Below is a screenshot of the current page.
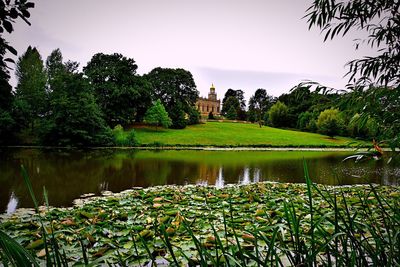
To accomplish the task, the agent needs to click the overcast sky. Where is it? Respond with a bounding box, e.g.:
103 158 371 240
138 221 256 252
8 0 375 100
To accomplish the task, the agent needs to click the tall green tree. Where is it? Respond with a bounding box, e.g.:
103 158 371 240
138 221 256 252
84 53 151 126
46 48 64 89
248 88 275 124
223 96 240 120
146 67 198 129
14 46 47 131
41 51 112 146
221 89 246 118
144 99 172 131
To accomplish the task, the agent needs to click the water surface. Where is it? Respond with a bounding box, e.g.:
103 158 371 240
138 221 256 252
1 148 399 213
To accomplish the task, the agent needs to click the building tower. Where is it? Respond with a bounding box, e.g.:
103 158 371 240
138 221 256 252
208 83 217 101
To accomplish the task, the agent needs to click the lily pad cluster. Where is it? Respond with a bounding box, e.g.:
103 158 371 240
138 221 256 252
1 182 399 266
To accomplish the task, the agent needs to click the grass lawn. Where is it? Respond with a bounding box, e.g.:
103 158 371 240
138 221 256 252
134 121 367 147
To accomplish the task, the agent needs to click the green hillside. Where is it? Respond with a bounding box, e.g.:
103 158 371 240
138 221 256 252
134 121 367 147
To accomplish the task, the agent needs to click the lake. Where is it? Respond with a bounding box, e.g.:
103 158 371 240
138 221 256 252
1 148 399 213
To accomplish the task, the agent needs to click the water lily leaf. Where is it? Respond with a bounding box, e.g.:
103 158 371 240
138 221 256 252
26 239 44 249
93 246 109 257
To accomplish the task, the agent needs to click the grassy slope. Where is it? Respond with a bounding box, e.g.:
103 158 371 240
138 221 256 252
134 121 366 147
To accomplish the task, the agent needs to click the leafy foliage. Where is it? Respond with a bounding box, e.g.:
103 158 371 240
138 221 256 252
0 0 34 144
146 67 198 115
224 96 240 120
144 99 172 131
317 108 344 138
0 0 35 79
305 0 400 86
15 46 47 131
187 106 201 125
41 54 113 146
268 101 289 128
221 89 246 120
112 124 139 146
248 88 275 123
169 101 187 129
84 53 151 126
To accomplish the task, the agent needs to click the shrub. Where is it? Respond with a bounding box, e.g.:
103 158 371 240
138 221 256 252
298 111 318 132
317 108 344 138
268 101 289 127
112 124 139 146
208 111 215 120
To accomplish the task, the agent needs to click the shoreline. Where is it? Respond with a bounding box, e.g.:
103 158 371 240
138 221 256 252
1 145 389 152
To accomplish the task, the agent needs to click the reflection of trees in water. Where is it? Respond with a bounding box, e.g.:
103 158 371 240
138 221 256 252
1 149 399 210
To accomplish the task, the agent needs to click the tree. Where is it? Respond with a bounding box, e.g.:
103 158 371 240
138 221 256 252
248 88 275 124
226 105 238 120
41 52 113 146
46 48 64 89
267 101 289 128
221 89 246 118
317 109 344 138
187 107 201 125
223 96 240 120
146 67 199 117
305 0 400 86
15 46 47 131
144 99 172 131
169 101 187 129
84 53 151 126
297 111 317 132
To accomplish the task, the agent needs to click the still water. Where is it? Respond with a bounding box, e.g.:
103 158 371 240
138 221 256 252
1 148 399 213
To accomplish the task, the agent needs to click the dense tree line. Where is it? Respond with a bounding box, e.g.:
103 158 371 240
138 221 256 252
220 83 397 141
0 47 200 146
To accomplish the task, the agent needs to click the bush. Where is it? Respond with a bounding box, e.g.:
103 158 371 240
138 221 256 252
112 124 139 146
208 111 215 120
298 111 318 132
317 109 344 138
267 101 289 127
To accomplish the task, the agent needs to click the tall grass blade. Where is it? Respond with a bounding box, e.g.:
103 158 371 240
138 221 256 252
303 160 316 266
0 230 39 267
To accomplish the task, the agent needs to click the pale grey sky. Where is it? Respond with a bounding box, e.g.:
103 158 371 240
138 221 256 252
8 0 375 100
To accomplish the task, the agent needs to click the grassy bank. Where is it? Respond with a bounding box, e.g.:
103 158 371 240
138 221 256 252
1 180 399 266
134 121 368 148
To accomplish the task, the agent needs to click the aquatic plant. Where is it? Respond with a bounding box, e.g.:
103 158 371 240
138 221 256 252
0 164 399 266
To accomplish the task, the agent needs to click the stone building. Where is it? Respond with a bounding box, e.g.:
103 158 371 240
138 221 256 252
196 84 221 116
